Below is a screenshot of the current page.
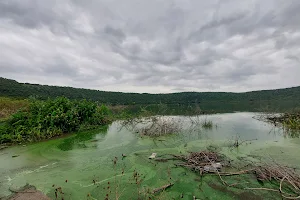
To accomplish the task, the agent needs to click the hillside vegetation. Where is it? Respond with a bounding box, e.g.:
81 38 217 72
1 77 300 112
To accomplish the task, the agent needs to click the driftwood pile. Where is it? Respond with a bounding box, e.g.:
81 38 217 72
156 150 300 199
250 163 300 199
254 163 300 185
171 151 224 174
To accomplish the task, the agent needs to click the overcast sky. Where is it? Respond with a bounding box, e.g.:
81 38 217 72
1 0 300 93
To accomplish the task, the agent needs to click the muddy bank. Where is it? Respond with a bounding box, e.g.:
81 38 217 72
2 185 50 200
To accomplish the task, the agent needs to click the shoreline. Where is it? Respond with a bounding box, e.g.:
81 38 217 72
4 184 50 200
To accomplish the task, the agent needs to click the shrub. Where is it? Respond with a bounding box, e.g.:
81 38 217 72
0 97 112 144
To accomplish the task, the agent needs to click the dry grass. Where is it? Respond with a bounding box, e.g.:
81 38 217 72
0 97 28 120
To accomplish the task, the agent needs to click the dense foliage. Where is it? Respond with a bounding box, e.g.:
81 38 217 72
0 97 111 144
1 77 300 104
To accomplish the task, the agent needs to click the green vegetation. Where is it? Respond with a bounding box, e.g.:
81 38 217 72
0 97 111 144
1 76 300 143
266 112 300 135
282 115 300 131
1 77 300 112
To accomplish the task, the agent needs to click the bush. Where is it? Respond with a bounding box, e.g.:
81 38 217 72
0 97 112 144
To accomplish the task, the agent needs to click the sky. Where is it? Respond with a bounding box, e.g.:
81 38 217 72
1 0 300 93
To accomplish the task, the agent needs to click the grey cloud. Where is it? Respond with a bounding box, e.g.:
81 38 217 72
0 0 67 28
42 56 78 77
285 55 300 62
188 12 248 43
0 0 300 93
103 26 125 42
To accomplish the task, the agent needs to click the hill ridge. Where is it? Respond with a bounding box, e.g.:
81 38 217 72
1 77 300 106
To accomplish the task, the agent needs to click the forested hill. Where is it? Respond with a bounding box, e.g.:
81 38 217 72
1 77 300 106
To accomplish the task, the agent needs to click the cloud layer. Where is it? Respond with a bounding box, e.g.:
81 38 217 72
1 0 300 93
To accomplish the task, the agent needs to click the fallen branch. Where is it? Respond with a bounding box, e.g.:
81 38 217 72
152 183 174 194
245 187 279 192
245 187 300 199
214 169 254 176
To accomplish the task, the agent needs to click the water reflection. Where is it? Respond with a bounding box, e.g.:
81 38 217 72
117 113 284 143
57 126 108 151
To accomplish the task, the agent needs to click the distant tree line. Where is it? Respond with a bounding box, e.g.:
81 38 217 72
1 77 300 112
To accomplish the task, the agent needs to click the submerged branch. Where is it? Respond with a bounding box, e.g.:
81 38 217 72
152 183 174 194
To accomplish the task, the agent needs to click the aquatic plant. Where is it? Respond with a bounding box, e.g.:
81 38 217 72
228 134 258 149
188 115 216 131
264 112 300 137
201 120 213 129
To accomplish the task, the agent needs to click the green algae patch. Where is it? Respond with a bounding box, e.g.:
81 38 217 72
57 126 109 151
1 113 300 199
250 141 300 167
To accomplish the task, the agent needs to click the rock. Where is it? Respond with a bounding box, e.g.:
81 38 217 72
149 153 157 159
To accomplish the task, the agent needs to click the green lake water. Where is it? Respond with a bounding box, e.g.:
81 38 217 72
1 112 300 200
